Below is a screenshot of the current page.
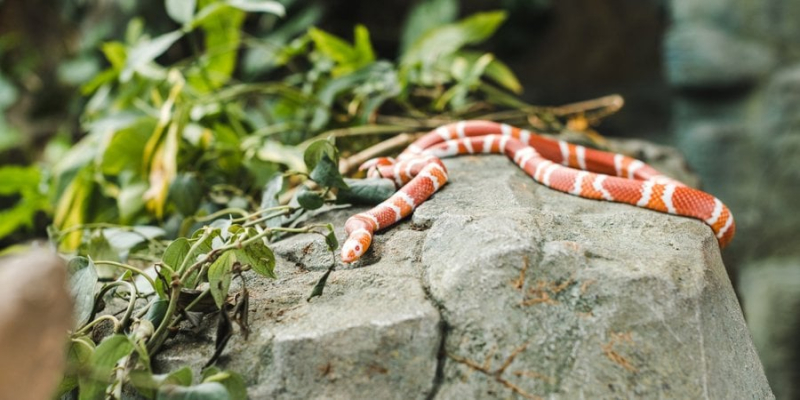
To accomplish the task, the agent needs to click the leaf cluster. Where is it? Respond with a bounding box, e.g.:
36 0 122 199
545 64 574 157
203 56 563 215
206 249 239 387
0 0 534 398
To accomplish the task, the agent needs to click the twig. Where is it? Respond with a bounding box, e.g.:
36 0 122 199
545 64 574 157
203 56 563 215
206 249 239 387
374 115 453 128
338 132 420 174
551 94 624 118
93 260 157 290
299 124 410 149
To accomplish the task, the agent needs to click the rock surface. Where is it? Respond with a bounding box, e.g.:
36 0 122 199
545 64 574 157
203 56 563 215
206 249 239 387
666 2 800 393
0 251 73 400
155 156 773 399
664 24 774 89
740 259 800 400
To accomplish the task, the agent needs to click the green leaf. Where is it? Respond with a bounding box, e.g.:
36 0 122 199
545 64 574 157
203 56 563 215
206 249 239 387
85 231 119 262
100 118 155 176
256 140 305 172
0 165 40 195
155 366 194 387
0 195 45 240
104 226 166 250
145 299 170 328
337 178 396 205
307 266 334 301
308 25 375 77
167 0 197 24
55 336 95 397
67 257 99 329
84 232 121 279
324 223 338 252
399 0 458 54
169 173 203 215
121 30 184 81
163 238 190 272
242 5 321 76
441 51 522 94
235 243 276 278
483 55 522 94
260 174 285 228
54 168 95 250
58 56 100 86
164 235 213 276
352 24 375 67
118 181 148 223
308 27 356 65
0 165 47 240
101 42 127 70
202 367 247 400
303 138 337 172
187 3 244 92
402 11 507 70
296 187 324 210
79 335 135 400
157 382 229 400
309 154 348 190
226 0 284 15
208 251 236 308
310 62 397 130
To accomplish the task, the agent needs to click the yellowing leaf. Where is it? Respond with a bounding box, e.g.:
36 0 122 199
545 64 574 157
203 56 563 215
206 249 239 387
144 122 179 219
54 169 94 250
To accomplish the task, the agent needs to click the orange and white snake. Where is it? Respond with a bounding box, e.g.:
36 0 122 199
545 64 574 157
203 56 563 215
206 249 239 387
341 120 735 263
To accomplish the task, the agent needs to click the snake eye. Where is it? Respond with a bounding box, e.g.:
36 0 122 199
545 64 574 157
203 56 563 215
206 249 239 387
355 245 361 252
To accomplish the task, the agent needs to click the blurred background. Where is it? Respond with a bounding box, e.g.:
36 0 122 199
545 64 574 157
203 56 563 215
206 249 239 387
0 0 798 397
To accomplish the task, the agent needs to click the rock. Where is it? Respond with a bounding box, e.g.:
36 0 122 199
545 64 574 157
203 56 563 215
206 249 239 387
740 259 800 400
669 0 737 25
664 24 774 89
154 155 773 399
0 251 73 400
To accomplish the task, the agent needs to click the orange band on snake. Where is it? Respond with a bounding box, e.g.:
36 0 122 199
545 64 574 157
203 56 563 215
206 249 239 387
341 121 734 263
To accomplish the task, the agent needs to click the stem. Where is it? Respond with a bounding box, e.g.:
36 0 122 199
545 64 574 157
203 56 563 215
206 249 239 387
147 286 180 354
242 209 293 227
75 315 121 336
121 285 138 333
298 124 409 149
87 281 137 332
178 229 212 275
183 288 210 314
93 261 157 290
135 297 157 319
191 207 250 223
338 132 419 174
231 205 294 223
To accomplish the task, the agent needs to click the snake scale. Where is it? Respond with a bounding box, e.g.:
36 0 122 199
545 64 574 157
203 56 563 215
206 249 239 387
340 120 735 263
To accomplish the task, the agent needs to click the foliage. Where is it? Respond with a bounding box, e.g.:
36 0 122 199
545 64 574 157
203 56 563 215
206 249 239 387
0 0 540 398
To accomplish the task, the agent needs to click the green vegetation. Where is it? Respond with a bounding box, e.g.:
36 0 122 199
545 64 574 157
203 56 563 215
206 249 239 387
0 0 581 398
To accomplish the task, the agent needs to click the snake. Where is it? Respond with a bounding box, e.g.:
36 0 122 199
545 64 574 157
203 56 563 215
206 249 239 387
340 120 735 263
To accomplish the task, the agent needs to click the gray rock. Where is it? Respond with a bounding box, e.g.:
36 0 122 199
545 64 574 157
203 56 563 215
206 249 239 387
740 259 800 400
669 0 739 28
664 24 775 89
155 155 772 399
0 251 73 400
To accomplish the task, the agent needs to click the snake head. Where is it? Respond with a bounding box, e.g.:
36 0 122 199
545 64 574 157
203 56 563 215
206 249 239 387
341 229 372 263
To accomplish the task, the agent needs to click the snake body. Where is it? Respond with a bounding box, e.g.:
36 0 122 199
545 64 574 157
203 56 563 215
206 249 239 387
340 120 735 263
